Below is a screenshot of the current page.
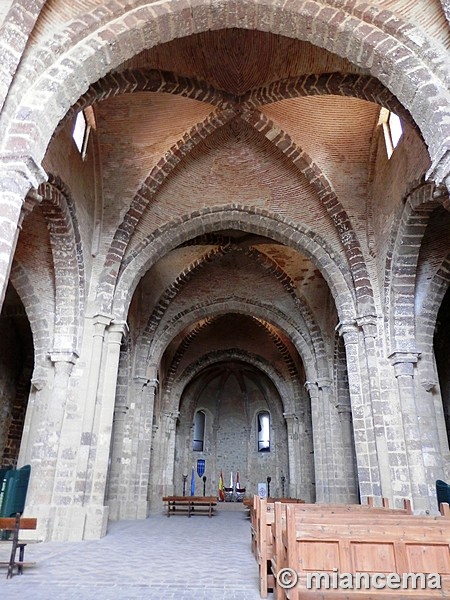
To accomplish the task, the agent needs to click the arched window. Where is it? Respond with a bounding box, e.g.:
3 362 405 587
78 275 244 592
257 411 270 452
193 410 206 452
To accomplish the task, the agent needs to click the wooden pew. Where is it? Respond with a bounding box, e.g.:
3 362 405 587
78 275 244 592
254 496 306 597
0 514 37 578
255 496 410 598
278 503 450 600
162 496 217 517
253 497 306 558
269 499 412 600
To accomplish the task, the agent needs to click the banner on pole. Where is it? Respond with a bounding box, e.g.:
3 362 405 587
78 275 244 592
197 459 205 478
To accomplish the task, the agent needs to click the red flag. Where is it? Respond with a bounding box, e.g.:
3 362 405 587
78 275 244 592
218 470 225 501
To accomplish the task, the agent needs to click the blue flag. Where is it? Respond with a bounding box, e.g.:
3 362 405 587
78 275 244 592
191 466 195 496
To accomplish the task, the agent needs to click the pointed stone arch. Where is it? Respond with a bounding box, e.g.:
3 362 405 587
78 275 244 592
385 182 440 354
2 0 450 182
146 296 326 386
9 260 51 381
38 175 85 355
133 243 329 380
112 206 357 325
167 348 298 416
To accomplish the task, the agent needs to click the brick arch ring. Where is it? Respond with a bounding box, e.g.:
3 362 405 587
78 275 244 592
162 315 302 398
133 245 329 380
2 0 450 184
385 183 440 355
63 69 415 135
38 175 85 355
165 348 303 417
110 205 357 325
9 260 52 379
146 296 329 387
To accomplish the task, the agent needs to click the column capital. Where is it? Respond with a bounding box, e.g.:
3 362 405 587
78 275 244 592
388 350 420 378
31 377 47 391
283 412 299 422
0 154 47 189
335 403 352 415
108 321 128 342
304 381 319 398
316 378 332 391
19 189 42 226
92 313 114 327
356 313 378 338
335 319 358 339
49 349 79 365
146 378 159 389
421 378 438 392
113 405 129 417
162 411 180 429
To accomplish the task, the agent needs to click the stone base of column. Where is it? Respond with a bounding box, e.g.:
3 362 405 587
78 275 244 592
25 504 88 542
108 499 149 520
84 505 109 540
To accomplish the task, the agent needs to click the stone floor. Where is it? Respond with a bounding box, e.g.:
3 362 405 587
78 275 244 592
1 505 269 599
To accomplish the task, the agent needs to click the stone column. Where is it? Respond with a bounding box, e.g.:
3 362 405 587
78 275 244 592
335 401 358 502
132 377 158 518
18 351 77 541
337 321 382 503
75 313 112 505
357 315 394 502
317 378 338 501
17 375 47 467
84 321 127 539
0 158 46 310
305 381 328 502
80 314 113 444
148 411 179 510
389 351 431 512
48 351 79 500
106 392 129 521
283 412 301 499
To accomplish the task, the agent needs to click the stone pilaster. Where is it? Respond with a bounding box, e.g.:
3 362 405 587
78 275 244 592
389 350 431 512
336 320 382 503
84 321 127 539
283 412 300 499
305 380 327 501
132 377 158 518
74 313 112 522
148 410 179 510
18 350 78 541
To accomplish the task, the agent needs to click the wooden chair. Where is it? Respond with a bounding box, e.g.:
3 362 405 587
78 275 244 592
0 513 38 578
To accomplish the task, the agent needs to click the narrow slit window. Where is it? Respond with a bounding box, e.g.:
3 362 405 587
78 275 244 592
72 111 90 158
258 411 270 452
382 110 403 159
193 410 206 452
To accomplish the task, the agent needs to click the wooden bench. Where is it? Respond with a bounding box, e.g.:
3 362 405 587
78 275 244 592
252 496 307 597
0 514 38 578
251 496 305 560
257 497 412 599
162 496 218 517
277 502 450 599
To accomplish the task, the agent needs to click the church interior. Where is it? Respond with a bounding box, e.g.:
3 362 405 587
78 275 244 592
0 0 449 543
